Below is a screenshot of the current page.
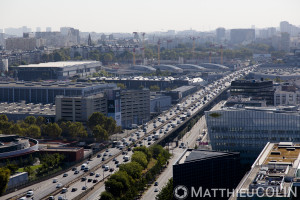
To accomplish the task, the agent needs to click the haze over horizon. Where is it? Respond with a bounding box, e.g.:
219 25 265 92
1 0 300 33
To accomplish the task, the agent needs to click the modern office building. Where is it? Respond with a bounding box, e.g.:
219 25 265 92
274 83 300 106
150 94 172 113
173 149 240 200
55 93 108 123
230 142 300 200
0 81 117 104
16 61 101 81
230 80 275 105
121 89 150 128
230 29 255 44
205 106 300 164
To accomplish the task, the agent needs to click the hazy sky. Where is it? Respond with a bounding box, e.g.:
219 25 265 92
1 0 300 33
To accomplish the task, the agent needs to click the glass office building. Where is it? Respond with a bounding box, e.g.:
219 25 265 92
205 106 300 164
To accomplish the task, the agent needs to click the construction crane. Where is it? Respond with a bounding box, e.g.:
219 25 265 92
209 43 215 64
132 47 136 66
157 39 161 65
189 37 197 59
141 32 146 60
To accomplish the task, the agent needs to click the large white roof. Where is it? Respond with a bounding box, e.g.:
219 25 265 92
18 61 100 68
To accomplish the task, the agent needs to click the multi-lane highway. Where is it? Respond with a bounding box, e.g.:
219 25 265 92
5 65 257 200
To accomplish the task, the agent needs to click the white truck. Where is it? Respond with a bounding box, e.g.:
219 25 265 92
124 156 130 162
81 163 87 170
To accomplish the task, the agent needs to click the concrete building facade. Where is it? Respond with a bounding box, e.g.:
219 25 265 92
121 89 150 128
55 93 107 123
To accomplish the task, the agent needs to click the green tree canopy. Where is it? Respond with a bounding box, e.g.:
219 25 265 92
131 151 148 169
0 168 10 195
119 161 143 179
25 125 41 138
88 112 106 130
43 123 62 138
156 178 173 200
100 191 114 200
24 116 36 125
69 122 87 138
92 125 108 141
105 171 133 197
0 114 8 122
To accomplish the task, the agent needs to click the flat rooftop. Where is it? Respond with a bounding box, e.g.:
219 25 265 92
41 147 83 152
176 149 238 165
0 81 116 89
233 142 300 199
17 61 100 68
0 101 55 116
171 85 195 92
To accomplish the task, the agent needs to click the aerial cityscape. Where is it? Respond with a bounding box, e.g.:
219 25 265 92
1 0 300 200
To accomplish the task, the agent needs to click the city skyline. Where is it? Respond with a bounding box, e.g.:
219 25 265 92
1 0 300 33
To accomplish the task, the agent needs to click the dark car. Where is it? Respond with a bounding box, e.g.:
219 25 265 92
74 170 79 174
97 154 101 158
154 182 158 186
93 179 98 183
102 157 106 161
102 164 106 168
88 179 92 182
81 177 86 181
71 187 78 192
109 168 114 172
90 172 95 176
115 160 119 164
72 167 77 171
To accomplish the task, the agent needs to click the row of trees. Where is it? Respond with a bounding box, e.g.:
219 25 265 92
0 112 120 141
101 145 171 200
36 153 65 176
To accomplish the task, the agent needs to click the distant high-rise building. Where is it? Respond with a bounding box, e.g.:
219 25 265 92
280 21 291 34
267 27 276 37
230 29 255 44
0 33 4 47
60 27 80 45
108 34 114 40
216 27 225 42
46 27 51 32
36 27 41 32
280 32 290 52
101 34 106 40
